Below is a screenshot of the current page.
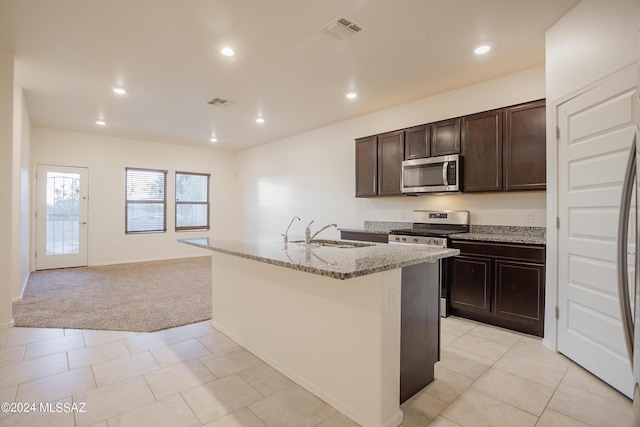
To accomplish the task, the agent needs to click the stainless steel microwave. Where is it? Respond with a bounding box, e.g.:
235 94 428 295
401 154 462 194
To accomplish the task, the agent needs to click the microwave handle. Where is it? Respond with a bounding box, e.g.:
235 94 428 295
442 161 449 186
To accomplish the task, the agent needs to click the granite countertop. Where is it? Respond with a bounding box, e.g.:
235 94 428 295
450 225 546 245
340 221 546 245
179 236 458 280
338 220 412 235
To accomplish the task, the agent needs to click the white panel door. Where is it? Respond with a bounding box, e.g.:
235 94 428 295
557 65 639 398
36 165 89 270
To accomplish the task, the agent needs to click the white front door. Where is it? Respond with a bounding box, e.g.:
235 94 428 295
557 65 638 398
36 165 89 270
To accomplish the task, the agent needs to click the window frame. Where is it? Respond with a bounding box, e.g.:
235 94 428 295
125 167 168 234
175 171 211 232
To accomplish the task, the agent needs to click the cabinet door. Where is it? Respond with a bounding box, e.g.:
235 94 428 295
504 100 546 191
495 260 545 328
355 136 377 197
449 255 492 314
404 124 430 160
431 118 461 156
377 130 404 195
461 109 504 192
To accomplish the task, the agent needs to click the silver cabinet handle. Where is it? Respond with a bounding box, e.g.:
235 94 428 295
616 134 636 366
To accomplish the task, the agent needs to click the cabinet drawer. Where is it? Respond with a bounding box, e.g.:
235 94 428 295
450 241 545 263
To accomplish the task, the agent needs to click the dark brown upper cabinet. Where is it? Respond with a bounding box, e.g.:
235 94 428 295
355 135 378 197
404 124 431 160
461 109 504 192
355 99 545 197
504 100 546 191
355 131 404 197
377 130 405 195
462 99 546 193
431 118 461 156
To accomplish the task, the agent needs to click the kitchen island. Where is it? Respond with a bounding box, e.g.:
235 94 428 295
179 236 458 427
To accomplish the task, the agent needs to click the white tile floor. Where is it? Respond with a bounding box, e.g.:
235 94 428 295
0 316 633 427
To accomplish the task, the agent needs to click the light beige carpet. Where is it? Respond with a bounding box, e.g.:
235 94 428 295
12 256 212 332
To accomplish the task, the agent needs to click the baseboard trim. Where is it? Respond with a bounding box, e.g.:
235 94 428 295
90 254 210 268
0 319 15 329
13 272 30 303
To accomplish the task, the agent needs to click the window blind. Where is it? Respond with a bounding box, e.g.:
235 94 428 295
125 168 167 233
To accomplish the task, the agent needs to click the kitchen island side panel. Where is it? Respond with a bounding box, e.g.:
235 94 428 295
400 261 439 403
210 251 404 427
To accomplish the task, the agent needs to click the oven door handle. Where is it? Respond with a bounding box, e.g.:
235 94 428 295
442 161 449 186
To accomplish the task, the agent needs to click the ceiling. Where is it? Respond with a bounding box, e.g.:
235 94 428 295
0 0 580 152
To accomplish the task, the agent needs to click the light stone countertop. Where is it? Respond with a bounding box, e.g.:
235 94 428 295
339 222 547 245
451 225 546 245
178 236 459 280
451 232 546 245
339 220 412 235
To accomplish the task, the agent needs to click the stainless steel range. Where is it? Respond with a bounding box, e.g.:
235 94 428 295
388 210 470 316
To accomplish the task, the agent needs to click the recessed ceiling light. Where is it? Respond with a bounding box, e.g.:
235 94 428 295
346 92 358 99
96 119 106 126
210 137 218 143
112 87 126 95
474 45 491 55
256 117 265 124
221 47 235 57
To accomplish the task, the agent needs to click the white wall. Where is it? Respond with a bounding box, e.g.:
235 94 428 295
236 66 547 239
546 0 638 100
544 0 639 347
31 128 239 266
13 87 30 300
0 50 15 327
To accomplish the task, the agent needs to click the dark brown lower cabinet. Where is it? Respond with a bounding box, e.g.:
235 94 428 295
495 260 545 327
449 256 492 314
340 230 389 243
449 240 545 336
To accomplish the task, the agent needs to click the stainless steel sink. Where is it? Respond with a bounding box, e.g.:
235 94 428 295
292 239 375 248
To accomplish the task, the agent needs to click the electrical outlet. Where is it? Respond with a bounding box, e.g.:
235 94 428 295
524 210 534 223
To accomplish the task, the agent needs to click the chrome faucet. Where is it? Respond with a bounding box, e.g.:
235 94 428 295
282 216 301 243
305 221 338 244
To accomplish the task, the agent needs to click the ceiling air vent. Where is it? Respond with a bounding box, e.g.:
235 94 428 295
323 16 364 39
207 97 233 107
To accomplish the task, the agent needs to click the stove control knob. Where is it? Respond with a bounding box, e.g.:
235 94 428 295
401 237 407 242
413 237 418 243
